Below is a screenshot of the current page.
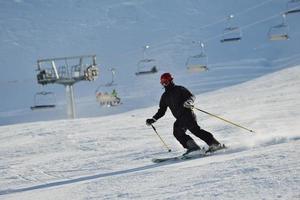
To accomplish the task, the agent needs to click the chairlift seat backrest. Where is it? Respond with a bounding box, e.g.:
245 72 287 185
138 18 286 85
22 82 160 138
224 27 239 32
187 65 208 73
269 34 289 41
31 104 56 110
221 37 242 43
139 58 156 63
31 91 56 110
192 53 206 58
285 8 300 14
286 0 300 14
268 22 289 41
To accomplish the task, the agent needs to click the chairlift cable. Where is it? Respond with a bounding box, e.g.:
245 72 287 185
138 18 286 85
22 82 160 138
198 0 276 31
203 6 298 43
233 0 275 18
148 0 278 50
118 0 295 59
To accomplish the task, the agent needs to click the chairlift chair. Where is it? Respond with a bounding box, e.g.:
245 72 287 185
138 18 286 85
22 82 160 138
185 42 209 73
268 14 289 41
220 27 242 42
220 15 242 43
135 45 158 75
136 58 158 75
94 68 120 107
94 68 117 94
186 54 209 72
285 0 300 14
30 91 56 110
96 90 121 107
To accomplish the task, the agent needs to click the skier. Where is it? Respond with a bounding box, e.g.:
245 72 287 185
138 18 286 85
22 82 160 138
111 89 121 105
146 72 223 155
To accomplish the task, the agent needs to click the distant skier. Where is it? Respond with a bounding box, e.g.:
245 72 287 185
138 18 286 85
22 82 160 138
146 72 223 155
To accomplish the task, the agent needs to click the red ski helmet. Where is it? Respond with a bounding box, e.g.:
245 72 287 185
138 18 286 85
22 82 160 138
160 73 173 86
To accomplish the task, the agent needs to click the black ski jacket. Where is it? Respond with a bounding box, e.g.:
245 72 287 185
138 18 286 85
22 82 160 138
153 84 195 121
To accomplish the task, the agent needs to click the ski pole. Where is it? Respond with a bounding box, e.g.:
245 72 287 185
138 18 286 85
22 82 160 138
192 106 255 133
150 124 172 152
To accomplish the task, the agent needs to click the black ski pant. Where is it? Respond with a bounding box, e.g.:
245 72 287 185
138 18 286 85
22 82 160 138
173 116 220 149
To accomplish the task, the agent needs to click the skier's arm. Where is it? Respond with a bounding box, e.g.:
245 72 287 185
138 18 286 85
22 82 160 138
146 94 167 126
182 87 195 109
183 95 195 108
152 95 167 121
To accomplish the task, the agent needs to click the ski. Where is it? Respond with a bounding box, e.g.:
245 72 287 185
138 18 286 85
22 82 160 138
152 150 206 163
152 144 227 163
152 153 205 163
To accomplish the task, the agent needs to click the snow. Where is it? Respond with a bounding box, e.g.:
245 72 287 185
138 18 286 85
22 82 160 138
0 65 299 199
1 0 300 125
1 0 300 199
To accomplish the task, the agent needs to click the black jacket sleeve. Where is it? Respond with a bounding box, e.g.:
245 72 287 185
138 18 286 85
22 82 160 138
181 86 195 103
152 93 167 120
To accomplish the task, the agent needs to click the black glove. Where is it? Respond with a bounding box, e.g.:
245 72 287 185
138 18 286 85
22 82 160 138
146 118 156 126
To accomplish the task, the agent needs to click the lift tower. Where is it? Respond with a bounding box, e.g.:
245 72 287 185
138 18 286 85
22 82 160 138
35 55 99 119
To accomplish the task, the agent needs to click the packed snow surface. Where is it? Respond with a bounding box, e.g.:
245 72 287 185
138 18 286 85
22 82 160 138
1 0 300 125
0 65 299 199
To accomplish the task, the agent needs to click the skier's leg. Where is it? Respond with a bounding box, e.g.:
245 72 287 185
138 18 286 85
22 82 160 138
188 123 220 146
173 120 199 149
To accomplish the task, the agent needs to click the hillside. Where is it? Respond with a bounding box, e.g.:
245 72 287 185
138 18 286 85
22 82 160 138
0 65 299 199
1 0 300 125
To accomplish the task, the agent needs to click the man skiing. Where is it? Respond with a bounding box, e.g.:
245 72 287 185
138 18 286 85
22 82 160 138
146 72 223 155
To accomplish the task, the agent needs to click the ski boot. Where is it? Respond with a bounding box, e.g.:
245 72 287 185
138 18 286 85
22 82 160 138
183 140 202 156
205 143 226 153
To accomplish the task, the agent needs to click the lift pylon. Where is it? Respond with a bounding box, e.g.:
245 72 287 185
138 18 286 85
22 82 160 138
34 55 99 119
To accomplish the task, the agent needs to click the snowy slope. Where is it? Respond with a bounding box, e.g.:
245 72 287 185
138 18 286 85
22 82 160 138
1 0 300 125
0 65 299 199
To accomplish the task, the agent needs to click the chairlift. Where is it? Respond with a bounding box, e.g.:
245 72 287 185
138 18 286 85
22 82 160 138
185 42 209 73
135 59 158 75
135 45 158 75
96 89 121 107
30 91 56 110
105 68 117 86
268 14 289 41
94 68 117 95
36 55 98 85
285 0 300 15
94 68 121 107
35 55 99 119
220 15 242 43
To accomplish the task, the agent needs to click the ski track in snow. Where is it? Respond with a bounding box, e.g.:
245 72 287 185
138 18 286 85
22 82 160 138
0 140 299 197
